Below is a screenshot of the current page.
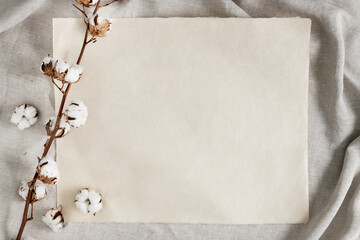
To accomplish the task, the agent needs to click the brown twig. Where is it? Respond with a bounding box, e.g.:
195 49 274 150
51 78 65 93
15 2 103 239
60 82 66 92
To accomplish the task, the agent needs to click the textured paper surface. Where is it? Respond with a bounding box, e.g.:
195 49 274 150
54 18 310 224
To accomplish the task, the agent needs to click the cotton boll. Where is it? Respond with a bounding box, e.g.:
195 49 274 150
37 156 59 185
89 14 111 37
64 65 82 83
42 206 65 232
40 56 73 82
65 100 88 128
53 59 70 81
75 188 103 215
10 104 38 130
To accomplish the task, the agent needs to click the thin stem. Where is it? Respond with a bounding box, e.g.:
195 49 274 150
52 78 64 93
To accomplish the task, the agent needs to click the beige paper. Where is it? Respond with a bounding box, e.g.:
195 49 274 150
54 18 311 224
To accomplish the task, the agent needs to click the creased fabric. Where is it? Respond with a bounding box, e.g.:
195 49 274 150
0 0 360 239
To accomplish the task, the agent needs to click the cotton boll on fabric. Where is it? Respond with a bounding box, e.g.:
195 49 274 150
10 104 38 130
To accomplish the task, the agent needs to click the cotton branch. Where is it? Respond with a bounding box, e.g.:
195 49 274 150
15 0 115 239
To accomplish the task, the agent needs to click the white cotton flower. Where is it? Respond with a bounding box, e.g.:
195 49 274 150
89 14 111 37
42 206 65 232
45 116 71 138
19 180 47 202
37 156 59 185
10 104 38 130
64 64 83 83
65 100 88 128
75 188 103 215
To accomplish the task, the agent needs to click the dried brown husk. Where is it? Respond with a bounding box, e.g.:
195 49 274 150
36 162 58 185
89 15 111 38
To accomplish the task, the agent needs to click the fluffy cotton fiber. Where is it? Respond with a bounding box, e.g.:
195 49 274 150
10 104 38 130
65 100 88 128
75 188 103 215
37 156 60 185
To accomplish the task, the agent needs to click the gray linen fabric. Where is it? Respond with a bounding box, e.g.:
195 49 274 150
1 0 360 239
